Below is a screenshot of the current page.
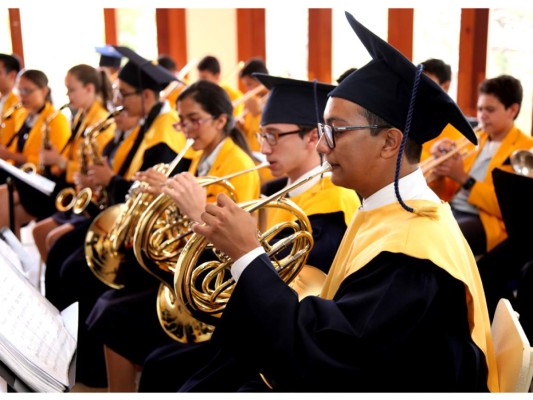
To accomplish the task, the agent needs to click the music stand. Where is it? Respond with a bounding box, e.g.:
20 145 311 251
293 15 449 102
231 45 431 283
492 168 533 247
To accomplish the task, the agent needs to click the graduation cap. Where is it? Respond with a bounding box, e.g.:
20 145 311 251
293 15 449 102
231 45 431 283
112 45 179 92
253 73 335 126
95 45 122 68
330 12 477 146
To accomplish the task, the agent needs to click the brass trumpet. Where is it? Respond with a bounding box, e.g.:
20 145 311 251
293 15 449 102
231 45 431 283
421 136 477 183
85 139 194 289
171 163 330 335
510 148 533 178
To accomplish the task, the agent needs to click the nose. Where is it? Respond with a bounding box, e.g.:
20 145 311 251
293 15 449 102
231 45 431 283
315 133 331 155
260 139 272 154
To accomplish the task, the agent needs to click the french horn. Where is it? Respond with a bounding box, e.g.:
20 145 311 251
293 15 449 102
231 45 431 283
172 163 331 330
85 139 194 289
133 162 269 342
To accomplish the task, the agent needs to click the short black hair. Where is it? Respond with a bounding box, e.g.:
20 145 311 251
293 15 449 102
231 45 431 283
420 58 451 84
158 55 177 72
197 55 220 74
0 53 21 74
479 75 523 119
239 58 268 78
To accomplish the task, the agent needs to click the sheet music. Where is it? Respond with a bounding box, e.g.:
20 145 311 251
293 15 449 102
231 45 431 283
0 159 55 196
0 253 76 392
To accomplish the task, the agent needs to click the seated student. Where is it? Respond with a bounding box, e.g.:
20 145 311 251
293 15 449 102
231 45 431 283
196 55 244 117
431 74 533 256
236 58 269 153
236 58 273 184
31 63 115 262
179 12 497 392
0 53 23 148
95 45 123 85
418 58 465 202
0 69 71 237
43 46 189 389
137 74 359 393
85 79 261 392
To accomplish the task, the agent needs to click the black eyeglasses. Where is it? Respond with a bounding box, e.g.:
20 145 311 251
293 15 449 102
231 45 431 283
115 90 141 100
256 129 302 146
317 123 389 149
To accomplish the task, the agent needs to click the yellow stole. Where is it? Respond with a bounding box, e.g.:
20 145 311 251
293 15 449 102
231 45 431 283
188 137 260 202
112 125 141 179
266 175 359 228
321 199 498 392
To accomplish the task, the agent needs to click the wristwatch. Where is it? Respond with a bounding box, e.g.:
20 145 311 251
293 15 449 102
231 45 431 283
462 176 476 191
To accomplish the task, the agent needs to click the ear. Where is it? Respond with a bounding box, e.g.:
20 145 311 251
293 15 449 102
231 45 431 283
380 128 403 160
305 128 319 149
508 103 520 120
215 113 228 130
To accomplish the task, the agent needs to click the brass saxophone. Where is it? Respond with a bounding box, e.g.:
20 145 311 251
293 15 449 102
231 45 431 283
20 103 70 174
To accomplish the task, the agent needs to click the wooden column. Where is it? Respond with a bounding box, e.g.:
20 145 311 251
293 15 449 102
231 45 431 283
457 9 489 117
308 9 332 83
103 9 118 45
387 9 413 60
155 9 188 71
236 9 266 92
8 9 24 68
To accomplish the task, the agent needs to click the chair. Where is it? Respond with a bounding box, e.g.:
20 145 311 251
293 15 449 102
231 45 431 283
491 298 533 392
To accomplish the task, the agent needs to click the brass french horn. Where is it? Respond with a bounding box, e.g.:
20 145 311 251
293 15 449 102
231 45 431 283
172 164 331 330
85 139 194 289
132 162 269 343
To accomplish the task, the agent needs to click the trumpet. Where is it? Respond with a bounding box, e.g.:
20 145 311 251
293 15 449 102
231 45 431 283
420 136 477 183
170 163 330 339
510 148 533 178
84 139 195 290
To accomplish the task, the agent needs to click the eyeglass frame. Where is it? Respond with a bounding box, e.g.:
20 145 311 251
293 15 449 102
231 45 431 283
115 89 141 101
317 122 390 149
255 129 306 146
173 116 214 132
18 87 39 96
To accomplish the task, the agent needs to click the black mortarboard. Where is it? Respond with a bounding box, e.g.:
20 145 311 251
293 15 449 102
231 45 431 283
253 73 335 126
330 12 477 146
112 46 179 92
95 45 122 68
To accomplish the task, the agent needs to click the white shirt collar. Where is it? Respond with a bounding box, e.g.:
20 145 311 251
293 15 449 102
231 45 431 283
197 137 226 177
361 167 440 211
286 164 327 197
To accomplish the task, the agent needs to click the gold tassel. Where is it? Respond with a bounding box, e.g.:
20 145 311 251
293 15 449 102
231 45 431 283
413 205 439 219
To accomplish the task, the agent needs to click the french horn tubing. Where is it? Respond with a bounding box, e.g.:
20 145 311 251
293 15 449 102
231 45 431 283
172 163 331 327
84 139 194 289
133 162 269 343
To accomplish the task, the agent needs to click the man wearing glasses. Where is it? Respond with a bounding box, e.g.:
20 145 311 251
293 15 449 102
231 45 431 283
182 13 497 392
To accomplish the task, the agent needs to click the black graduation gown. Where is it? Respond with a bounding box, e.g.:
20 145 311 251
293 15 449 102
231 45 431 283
180 251 489 392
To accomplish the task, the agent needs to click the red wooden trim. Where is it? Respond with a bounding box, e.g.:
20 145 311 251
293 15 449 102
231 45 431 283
236 9 266 92
103 8 118 45
8 9 24 68
387 9 413 60
156 9 188 71
457 9 489 117
308 9 332 83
